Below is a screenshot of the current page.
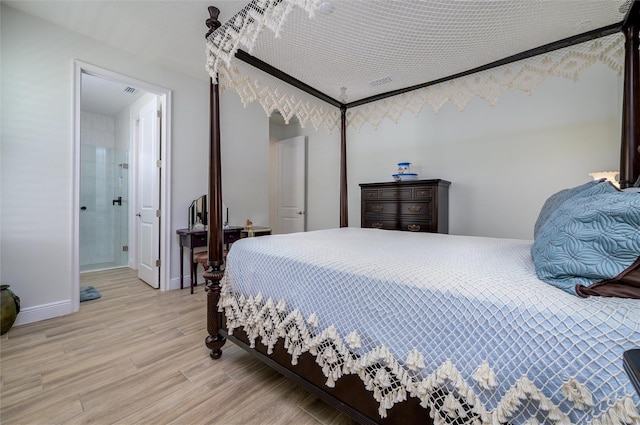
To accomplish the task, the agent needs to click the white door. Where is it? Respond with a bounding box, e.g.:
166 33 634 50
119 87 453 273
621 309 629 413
276 136 306 234
136 97 160 288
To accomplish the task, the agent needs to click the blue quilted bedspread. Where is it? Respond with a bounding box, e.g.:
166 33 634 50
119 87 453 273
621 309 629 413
221 228 640 424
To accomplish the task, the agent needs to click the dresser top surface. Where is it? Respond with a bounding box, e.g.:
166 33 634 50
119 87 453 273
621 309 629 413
359 179 450 188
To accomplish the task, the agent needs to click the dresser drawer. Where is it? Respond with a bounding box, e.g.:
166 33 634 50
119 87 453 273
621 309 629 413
363 201 433 217
413 187 433 199
225 231 242 244
362 189 379 200
363 218 433 232
363 202 395 214
363 218 400 231
378 188 412 200
191 233 207 247
399 219 434 232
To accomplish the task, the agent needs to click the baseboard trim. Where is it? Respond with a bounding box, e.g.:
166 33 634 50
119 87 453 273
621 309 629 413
168 276 183 291
169 273 206 291
13 300 74 326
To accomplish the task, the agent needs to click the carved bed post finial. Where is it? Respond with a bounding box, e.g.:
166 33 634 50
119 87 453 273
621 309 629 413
204 5 226 360
205 268 225 359
205 6 221 39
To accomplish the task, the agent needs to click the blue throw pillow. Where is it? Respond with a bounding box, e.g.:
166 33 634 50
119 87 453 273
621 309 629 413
533 180 601 239
531 182 640 297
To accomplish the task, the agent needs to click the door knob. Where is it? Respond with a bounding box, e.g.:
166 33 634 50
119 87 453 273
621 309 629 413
136 213 141 217
80 206 87 211
297 211 305 215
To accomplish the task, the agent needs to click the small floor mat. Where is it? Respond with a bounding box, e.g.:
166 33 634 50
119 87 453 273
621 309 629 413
80 286 102 302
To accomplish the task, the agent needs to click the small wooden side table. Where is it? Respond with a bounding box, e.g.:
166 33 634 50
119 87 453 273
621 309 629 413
176 226 243 292
241 227 272 238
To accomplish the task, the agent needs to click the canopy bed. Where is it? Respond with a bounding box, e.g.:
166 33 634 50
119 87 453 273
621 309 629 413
201 1 640 424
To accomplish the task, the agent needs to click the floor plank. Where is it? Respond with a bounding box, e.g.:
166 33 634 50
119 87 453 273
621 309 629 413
0 268 357 425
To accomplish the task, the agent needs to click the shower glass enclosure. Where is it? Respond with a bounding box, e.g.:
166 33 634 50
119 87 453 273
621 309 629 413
80 144 129 272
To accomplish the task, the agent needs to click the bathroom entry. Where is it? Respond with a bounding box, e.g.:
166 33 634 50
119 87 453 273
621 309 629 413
79 72 162 288
74 61 172 303
80 73 142 272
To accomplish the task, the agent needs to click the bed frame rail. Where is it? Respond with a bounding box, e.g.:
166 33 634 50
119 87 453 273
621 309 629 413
221 326 433 425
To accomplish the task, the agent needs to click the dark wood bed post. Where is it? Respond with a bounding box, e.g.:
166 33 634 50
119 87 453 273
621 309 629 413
620 2 640 189
340 106 348 227
203 6 226 360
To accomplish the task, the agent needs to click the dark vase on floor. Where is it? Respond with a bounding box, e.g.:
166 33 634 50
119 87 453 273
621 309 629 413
1 285 20 335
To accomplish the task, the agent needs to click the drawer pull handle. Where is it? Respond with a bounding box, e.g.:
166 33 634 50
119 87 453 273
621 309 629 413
372 205 383 212
408 205 421 212
407 224 421 232
372 222 383 229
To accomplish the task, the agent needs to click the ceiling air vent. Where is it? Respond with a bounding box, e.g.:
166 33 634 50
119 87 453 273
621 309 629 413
369 76 392 87
123 86 137 94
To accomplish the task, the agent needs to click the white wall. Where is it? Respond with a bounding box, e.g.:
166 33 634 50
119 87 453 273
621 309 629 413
346 65 622 239
220 92 270 228
0 5 217 324
262 63 621 240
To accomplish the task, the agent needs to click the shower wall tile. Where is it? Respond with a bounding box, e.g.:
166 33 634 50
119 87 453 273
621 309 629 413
81 111 115 148
79 114 126 270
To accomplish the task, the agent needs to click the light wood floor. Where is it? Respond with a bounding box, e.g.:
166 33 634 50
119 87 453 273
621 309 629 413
0 268 356 425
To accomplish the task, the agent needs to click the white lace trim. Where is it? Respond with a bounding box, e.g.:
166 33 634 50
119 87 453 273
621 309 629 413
346 33 623 131
220 283 640 423
206 0 321 84
218 61 341 132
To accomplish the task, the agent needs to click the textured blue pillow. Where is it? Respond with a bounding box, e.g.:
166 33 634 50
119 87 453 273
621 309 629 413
531 182 640 296
533 180 601 238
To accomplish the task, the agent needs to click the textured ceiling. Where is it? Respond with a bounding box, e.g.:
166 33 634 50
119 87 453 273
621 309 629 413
208 0 631 104
4 0 248 81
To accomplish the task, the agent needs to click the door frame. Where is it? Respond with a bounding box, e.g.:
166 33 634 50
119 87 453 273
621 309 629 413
72 60 172 311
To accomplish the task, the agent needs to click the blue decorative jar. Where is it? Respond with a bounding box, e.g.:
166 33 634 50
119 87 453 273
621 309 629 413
397 162 412 174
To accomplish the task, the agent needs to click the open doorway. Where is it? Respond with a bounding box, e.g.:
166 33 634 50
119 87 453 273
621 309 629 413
79 73 142 273
72 61 172 311
268 113 307 234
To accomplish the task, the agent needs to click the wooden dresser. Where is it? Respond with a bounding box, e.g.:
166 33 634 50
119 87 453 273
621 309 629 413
360 179 450 234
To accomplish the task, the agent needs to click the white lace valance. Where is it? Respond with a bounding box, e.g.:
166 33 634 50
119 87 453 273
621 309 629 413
346 33 624 131
218 60 340 132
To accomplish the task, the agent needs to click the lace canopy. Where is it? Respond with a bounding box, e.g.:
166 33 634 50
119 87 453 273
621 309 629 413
206 0 632 131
